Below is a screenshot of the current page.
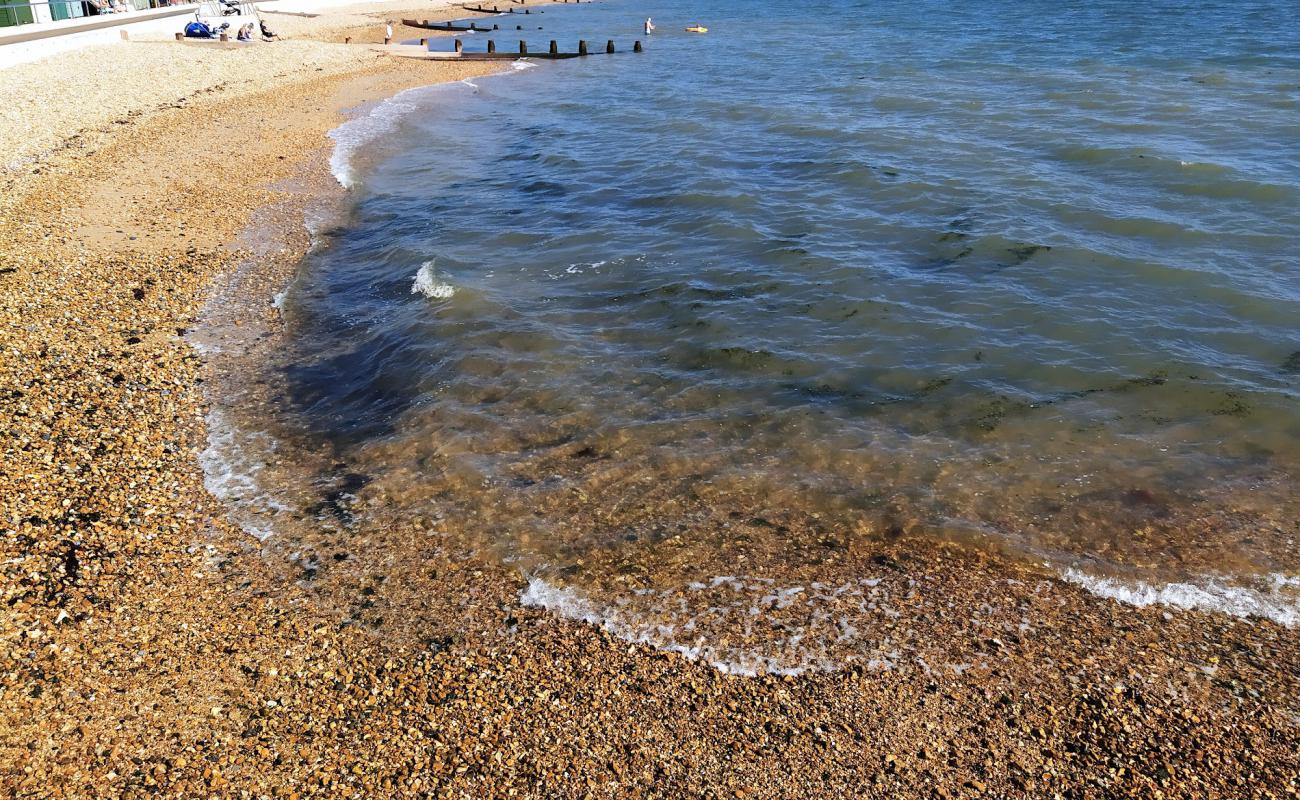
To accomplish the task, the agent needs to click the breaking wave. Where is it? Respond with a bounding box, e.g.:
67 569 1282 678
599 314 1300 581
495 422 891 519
411 261 455 299
327 83 474 189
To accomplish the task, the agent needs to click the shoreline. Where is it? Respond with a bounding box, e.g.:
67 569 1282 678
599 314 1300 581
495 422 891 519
2 6 1299 798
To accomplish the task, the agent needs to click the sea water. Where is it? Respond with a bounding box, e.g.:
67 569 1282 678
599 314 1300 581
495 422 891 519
209 0 1300 672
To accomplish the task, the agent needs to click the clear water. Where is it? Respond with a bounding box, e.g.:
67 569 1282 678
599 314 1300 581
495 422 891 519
212 0 1300 671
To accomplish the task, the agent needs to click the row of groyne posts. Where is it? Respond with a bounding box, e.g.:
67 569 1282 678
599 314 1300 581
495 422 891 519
434 37 642 58
388 0 642 59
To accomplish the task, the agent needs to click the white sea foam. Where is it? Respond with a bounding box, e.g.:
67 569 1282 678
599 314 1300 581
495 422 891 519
1062 568 1300 627
525 565 1300 676
327 83 467 189
302 205 340 253
198 408 287 542
327 58 546 185
521 576 820 675
520 574 890 677
562 260 608 276
328 88 421 189
411 261 455 300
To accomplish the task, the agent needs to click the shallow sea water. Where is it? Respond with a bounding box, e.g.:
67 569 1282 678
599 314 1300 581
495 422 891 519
206 0 1300 673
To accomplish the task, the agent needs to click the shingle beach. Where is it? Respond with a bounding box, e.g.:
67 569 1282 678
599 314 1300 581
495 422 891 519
0 3 1297 797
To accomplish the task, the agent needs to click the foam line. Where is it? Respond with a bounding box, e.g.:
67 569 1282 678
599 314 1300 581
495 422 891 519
1062 568 1299 627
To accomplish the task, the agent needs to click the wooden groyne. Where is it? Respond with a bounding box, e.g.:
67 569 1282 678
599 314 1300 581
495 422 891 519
392 1 636 63
461 5 543 14
462 0 588 13
407 37 642 60
402 19 495 32
409 20 544 32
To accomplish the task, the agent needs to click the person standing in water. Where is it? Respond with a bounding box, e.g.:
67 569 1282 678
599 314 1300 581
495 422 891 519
644 17 654 35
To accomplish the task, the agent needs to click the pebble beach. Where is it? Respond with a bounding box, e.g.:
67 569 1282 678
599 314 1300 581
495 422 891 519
1 2 1298 798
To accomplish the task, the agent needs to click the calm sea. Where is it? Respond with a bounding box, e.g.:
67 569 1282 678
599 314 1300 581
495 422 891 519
207 0 1300 672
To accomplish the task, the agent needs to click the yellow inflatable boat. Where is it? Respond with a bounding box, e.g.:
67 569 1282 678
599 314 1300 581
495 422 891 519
685 25 708 33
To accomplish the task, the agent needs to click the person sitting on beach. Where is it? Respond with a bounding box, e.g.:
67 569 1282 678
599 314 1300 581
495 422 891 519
260 19 280 40
236 23 252 40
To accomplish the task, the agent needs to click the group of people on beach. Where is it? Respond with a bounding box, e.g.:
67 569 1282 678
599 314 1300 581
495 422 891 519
83 0 132 14
233 20 277 40
182 16 277 41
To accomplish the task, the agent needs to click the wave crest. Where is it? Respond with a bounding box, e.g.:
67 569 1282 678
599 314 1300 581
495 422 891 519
1062 568 1299 627
412 261 456 300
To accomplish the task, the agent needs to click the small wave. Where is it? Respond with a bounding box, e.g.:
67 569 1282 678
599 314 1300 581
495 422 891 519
550 259 608 278
1062 568 1300 627
328 63 544 187
520 576 829 676
520 574 892 677
199 408 288 542
1057 145 1231 176
328 90 421 189
302 205 342 253
411 261 455 300
328 83 469 189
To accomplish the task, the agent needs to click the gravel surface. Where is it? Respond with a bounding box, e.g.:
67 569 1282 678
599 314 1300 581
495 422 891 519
0 0 467 172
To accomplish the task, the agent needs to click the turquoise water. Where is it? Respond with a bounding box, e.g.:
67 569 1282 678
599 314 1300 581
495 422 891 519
219 0 1300 667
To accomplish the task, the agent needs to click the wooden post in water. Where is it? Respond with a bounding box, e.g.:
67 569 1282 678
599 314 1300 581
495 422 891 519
606 39 614 54
519 40 527 54
455 39 463 53
487 39 496 53
549 40 557 55
578 39 587 55
634 40 642 52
